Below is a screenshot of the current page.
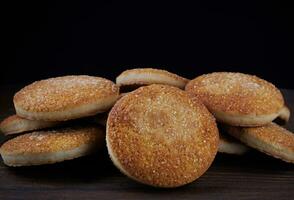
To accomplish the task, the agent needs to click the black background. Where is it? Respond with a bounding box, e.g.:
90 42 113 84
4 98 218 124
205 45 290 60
2 1 293 88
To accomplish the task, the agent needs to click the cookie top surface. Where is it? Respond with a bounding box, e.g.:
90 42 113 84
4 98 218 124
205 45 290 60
107 84 219 187
14 75 119 112
0 126 105 155
116 68 189 88
185 72 284 115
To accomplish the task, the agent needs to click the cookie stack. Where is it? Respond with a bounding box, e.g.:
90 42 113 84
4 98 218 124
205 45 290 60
185 72 293 163
0 69 293 188
0 75 119 166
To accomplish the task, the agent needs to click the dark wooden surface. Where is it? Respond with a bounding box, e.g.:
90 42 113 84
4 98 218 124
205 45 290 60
0 85 293 200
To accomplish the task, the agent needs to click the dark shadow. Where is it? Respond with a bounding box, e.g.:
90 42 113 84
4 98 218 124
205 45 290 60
213 151 293 172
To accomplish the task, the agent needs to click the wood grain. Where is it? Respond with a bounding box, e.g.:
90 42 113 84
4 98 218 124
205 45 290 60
0 85 293 200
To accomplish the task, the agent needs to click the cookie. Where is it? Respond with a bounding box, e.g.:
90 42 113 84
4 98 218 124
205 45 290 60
14 75 119 121
0 115 60 135
223 123 294 163
186 72 284 126
0 126 105 166
106 84 219 187
116 68 189 90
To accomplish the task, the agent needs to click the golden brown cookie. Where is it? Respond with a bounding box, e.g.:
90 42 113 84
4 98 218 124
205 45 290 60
223 123 294 163
186 72 284 126
0 115 61 135
14 75 119 121
0 126 105 167
106 84 219 187
116 68 189 90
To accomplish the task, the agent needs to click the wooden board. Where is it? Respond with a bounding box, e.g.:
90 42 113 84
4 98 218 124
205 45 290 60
0 85 293 200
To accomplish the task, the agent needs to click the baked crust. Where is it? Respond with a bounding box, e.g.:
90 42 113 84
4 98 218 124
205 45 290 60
0 126 105 166
106 84 219 187
186 72 284 126
14 75 119 121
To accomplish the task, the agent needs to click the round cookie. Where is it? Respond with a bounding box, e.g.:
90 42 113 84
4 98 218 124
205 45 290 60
185 72 285 126
0 115 61 135
218 133 249 155
223 123 294 163
14 75 119 121
106 84 219 187
116 68 189 90
0 126 105 167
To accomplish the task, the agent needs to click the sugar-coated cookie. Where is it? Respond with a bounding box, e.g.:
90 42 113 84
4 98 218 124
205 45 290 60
0 126 105 166
186 72 284 126
14 75 119 121
106 84 219 187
